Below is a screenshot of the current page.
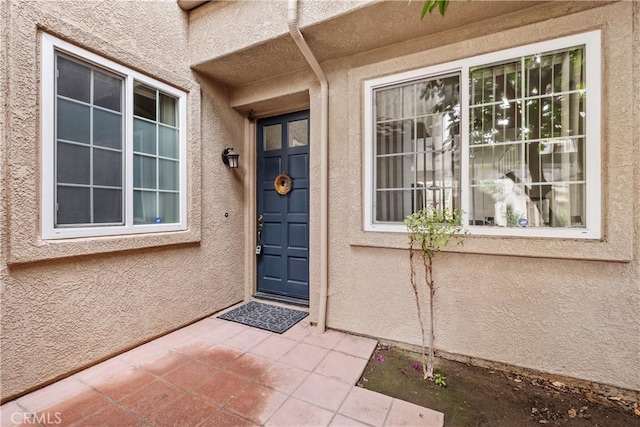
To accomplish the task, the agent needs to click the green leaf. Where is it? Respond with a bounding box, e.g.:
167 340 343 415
421 0 450 20
405 206 467 260
420 0 433 20
438 0 449 16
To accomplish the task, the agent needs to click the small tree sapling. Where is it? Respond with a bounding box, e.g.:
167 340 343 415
405 206 466 380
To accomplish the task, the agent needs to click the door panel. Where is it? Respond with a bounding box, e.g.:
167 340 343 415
257 111 310 303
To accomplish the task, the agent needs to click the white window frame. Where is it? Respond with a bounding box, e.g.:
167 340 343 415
41 33 188 240
364 30 601 239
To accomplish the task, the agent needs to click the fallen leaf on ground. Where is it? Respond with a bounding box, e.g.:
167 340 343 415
634 408 640 417
568 407 577 418
551 381 565 388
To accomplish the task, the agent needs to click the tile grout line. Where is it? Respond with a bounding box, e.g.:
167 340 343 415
381 397 396 427
63 378 150 427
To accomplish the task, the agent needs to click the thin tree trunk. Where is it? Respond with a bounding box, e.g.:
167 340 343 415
409 243 428 380
425 256 435 380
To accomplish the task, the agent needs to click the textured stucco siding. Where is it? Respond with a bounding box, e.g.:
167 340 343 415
1 0 246 400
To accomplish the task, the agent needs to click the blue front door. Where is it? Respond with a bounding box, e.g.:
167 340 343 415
256 111 310 304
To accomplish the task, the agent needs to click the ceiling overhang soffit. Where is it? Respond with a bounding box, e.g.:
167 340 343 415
190 1 610 88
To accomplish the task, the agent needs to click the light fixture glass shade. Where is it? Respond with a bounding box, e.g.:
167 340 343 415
222 148 239 169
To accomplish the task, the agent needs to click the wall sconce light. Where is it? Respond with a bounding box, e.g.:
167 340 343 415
221 148 239 169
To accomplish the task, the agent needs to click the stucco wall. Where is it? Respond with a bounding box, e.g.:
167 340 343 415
210 1 639 393
1 0 246 400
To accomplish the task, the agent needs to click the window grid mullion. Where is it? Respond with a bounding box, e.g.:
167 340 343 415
156 88 161 222
89 68 95 224
125 75 135 228
520 56 527 209
413 90 418 213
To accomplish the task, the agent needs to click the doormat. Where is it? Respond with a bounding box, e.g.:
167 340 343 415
218 301 308 334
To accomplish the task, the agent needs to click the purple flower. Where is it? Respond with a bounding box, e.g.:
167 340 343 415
376 355 385 362
413 362 420 371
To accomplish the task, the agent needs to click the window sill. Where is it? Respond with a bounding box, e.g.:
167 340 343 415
348 227 632 263
7 228 201 266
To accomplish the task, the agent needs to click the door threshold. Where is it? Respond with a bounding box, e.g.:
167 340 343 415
255 292 309 308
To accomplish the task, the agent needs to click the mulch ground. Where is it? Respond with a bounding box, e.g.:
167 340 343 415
360 346 640 427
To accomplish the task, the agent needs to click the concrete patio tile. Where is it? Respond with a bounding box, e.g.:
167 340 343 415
201 409 258 426
118 341 171 367
206 320 248 343
338 386 393 427
75 403 143 426
152 329 195 350
38 388 111 426
147 393 218 427
16 376 90 414
193 370 251 406
248 334 298 361
162 359 219 391
265 397 334 427
226 382 288 425
292 373 351 411
257 362 309 394
279 342 329 371
195 344 244 369
224 327 271 352
179 317 225 337
303 329 346 349
315 351 369 385
118 379 185 420
1 401 28 427
190 319 236 342
75 357 135 386
91 368 156 401
223 353 273 381
281 321 313 341
329 414 373 427
139 350 192 376
384 398 444 427
171 335 216 358
334 334 378 359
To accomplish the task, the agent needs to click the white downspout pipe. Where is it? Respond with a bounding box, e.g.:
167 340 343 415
287 0 329 333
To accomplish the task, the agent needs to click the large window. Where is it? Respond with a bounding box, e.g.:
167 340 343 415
41 33 187 239
364 31 601 239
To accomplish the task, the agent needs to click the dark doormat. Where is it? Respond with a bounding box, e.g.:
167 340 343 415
218 301 308 334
